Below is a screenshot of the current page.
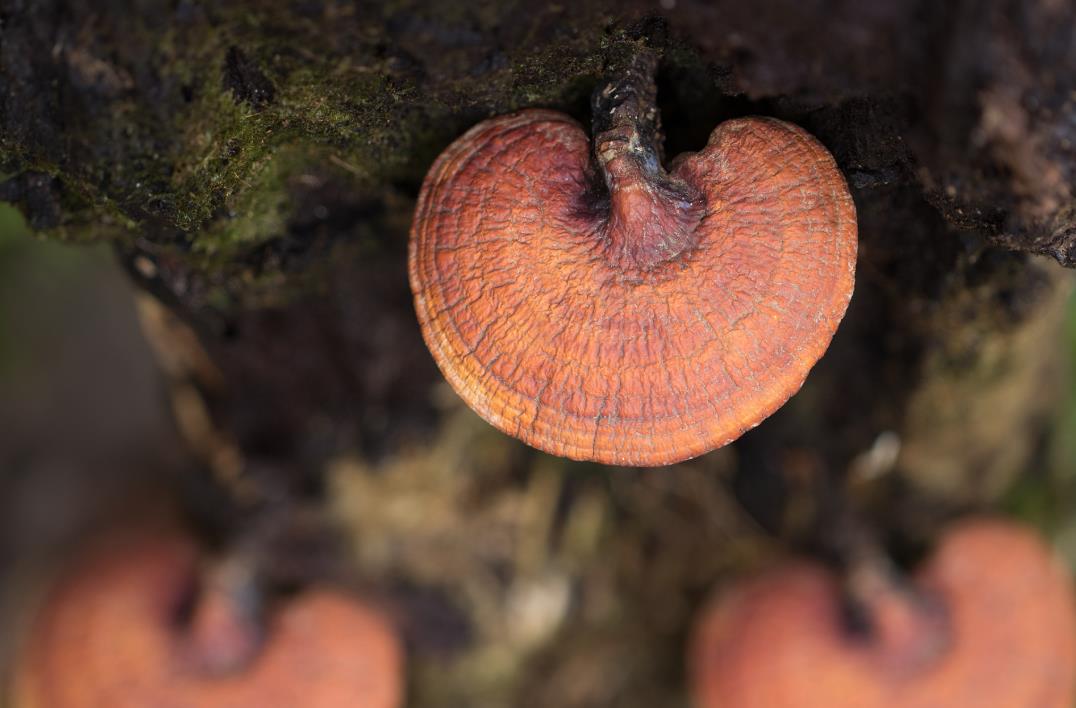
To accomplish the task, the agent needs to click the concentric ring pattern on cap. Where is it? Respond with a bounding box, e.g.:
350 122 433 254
409 109 857 466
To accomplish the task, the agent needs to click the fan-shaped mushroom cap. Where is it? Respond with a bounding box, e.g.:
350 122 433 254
689 519 1076 708
13 530 403 708
409 64 856 466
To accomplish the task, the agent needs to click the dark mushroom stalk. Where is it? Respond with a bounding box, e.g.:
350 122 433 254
179 555 265 676
841 554 950 677
590 52 705 271
821 500 950 675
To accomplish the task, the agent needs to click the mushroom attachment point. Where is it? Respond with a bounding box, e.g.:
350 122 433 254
688 519 1076 708
13 529 404 708
409 52 857 465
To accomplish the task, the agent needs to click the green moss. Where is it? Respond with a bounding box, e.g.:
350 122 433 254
156 17 614 262
5 3 712 312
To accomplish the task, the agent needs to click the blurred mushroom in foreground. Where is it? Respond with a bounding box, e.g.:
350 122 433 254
689 518 1075 708
409 50 857 466
13 527 404 708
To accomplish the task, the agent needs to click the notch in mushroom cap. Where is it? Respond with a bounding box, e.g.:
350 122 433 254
408 51 857 466
688 518 1076 708
13 527 404 708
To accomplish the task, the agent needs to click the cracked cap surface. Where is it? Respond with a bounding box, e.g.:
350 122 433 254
409 109 857 466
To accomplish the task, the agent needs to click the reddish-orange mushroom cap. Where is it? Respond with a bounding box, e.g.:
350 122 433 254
689 519 1076 708
409 55 857 466
13 530 404 708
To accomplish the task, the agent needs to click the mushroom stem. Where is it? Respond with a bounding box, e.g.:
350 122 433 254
181 555 265 676
819 489 950 675
844 555 950 677
591 51 705 271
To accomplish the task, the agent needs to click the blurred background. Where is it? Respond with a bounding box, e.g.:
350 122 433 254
3 196 1076 705
0 203 187 676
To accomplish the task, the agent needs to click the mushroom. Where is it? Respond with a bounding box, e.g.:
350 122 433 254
689 518 1076 708
13 528 404 708
409 52 857 466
